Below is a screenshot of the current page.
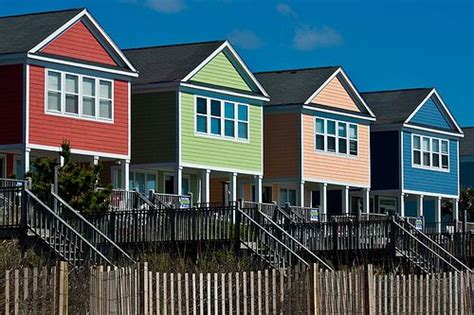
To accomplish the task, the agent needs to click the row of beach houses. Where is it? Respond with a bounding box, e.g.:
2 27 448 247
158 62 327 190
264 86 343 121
0 8 472 232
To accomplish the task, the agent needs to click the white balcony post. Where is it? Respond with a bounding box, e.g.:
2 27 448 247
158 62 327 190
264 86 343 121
342 186 350 214
436 197 442 233
196 176 202 202
298 180 305 207
23 147 31 176
362 188 370 214
400 193 405 217
174 166 183 195
229 172 237 204
417 195 424 217
93 155 99 166
255 175 263 204
453 198 459 222
202 169 211 204
320 183 328 221
59 155 65 167
122 159 129 191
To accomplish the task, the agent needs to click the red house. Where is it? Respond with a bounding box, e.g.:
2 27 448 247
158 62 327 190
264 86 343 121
0 9 138 189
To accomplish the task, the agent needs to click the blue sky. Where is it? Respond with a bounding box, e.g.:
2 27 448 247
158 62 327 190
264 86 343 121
2 0 473 126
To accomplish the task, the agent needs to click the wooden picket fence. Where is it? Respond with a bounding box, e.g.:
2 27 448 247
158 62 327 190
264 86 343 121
88 263 473 315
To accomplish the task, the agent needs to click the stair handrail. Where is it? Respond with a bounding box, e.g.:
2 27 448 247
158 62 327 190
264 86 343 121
237 207 310 268
50 191 135 264
392 216 466 273
397 216 471 272
24 189 113 266
242 201 293 223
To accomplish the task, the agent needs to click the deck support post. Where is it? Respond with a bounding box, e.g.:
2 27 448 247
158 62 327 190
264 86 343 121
23 147 30 177
175 165 183 195
121 159 129 191
453 198 459 231
298 180 305 206
93 155 99 166
320 183 327 221
417 194 424 217
362 188 370 215
229 172 237 205
436 196 442 233
255 175 263 204
202 169 211 204
399 192 405 217
342 186 349 214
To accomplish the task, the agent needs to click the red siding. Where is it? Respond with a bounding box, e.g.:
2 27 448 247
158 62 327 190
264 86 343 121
42 20 117 66
28 65 129 156
0 64 23 145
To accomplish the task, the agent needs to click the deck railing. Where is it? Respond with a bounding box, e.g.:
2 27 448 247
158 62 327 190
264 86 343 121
109 189 155 211
0 179 25 229
152 192 193 209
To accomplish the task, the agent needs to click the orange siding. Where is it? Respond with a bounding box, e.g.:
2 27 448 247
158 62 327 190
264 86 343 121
42 20 117 66
29 65 129 156
311 76 359 112
302 114 370 186
264 113 299 178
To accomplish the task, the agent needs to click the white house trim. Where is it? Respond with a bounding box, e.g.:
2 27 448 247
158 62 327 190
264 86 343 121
302 105 376 121
180 162 262 176
27 143 129 160
402 189 458 199
302 176 369 189
180 83 269 102
403 124 464 138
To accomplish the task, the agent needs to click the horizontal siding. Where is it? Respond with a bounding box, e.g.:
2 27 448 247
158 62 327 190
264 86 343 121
264 112 299 178
29 65 128 155
402 130 458 196
42 20 116 66
371 131 400 190
303 114 370 186
191 51 252 92
0 64 23 144
180 92 262 172
131 92 176 164
461 161 474 188
410 97 451 130
311 76 359 112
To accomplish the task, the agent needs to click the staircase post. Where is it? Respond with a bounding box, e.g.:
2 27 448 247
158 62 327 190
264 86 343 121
19 179 29 249
234 199 242 255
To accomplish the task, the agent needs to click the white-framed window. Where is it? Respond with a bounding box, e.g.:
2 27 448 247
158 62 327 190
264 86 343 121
129 171 157 193
315 118 358 156
412 134 449 171
279 188 296 206
195 96 249 141
46 69 113 121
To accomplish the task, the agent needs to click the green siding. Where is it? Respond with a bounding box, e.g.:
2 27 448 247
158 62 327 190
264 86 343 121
180 92 262 173
131 92 177 164
191 51 252 92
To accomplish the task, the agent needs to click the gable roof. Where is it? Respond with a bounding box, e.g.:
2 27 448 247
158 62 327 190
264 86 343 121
0 8 83 55
461 127 474 156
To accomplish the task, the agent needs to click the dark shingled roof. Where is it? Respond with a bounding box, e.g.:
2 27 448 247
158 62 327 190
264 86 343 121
123 41 225 85
461 127 474 156
361 88 432 125
0 8 83 55
255 67 339 106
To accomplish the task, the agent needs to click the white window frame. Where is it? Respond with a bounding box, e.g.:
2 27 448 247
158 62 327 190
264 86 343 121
194 95 250 142
45 69 114 123
314 117 359 157
411 134 450 172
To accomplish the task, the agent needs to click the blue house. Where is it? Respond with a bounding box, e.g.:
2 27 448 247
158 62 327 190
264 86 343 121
362 88 464 232
460 127 474 189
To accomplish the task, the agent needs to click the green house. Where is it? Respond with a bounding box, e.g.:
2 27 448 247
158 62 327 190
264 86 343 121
124 41 269 204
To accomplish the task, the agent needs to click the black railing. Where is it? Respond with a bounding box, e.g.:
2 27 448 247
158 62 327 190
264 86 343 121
0 179 25 229
109 189 155 211
152 192 193 209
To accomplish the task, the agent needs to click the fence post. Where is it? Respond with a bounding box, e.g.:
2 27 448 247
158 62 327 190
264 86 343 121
139 262 149 315
58 261 68 315
365 264 375 315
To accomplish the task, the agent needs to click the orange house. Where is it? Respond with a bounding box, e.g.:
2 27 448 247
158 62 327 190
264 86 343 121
255 67 376 217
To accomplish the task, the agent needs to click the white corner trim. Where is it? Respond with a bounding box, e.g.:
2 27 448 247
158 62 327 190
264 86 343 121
24 64 30 146
181 41 270 98
29 9 137 74
302 105 376 121
403 123 464 138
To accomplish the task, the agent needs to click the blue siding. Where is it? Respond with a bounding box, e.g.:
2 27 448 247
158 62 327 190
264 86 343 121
410 97 452 130
460 159 474 188
402 130 458 196
371 131 400 190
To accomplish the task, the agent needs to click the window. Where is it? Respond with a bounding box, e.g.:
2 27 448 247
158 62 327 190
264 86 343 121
46 70 113 121
314 118 358 156
195 96 249 140
129 171 157 194
279 188 296 206
412 134 449 171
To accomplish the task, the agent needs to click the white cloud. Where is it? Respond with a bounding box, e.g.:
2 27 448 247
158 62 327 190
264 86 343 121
146 0 186 13
228 29 263 50
294 26 343 50
276 3 297 18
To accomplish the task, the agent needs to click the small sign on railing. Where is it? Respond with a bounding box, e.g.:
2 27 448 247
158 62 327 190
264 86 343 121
415 216 424 230
310 208 320 222
179 196 191 209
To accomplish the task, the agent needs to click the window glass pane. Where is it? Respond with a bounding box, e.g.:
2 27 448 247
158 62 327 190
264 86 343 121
288 189 296 205
422 137 430 151
83 77 95 96
441 140 449 153
238 122 248 139
48 72 61 90
315 119 324 133
48 92 61 111
432 139 440 152
65 95 78 114
442 155 449 169
350 140 358 155
413 136 421 150
182 178 190 195
327 121 336 135
338 122 347 137
211 117 221 135
423 152 430 166
316 135 325 150
338 138 347 154
279 189 288 205
197 97 207 114
100 81 112 99
224 102 235 119
238 105 248 121
349 125 358 139
65 74 78 93
197 115 207 132
225 120 234 137
83 97 95 116
211 100 221 116
99 99 112 119
432 153 440 167
135 173 145 193
414 151 421 165
327 136 336 152
146 174 156 192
